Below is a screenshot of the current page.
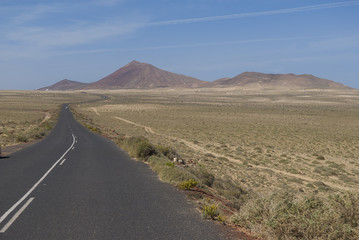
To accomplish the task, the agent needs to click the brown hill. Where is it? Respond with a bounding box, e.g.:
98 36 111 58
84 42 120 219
38 62 353 91
38 79 88 91
211 72 352 90
85 61 207 89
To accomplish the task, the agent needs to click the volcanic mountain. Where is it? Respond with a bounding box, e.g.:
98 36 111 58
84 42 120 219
38 61 354 91
85 61 206 89
211 72 352 90
38 79 88 91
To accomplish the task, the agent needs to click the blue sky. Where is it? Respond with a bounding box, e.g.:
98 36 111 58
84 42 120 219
0 0 358 90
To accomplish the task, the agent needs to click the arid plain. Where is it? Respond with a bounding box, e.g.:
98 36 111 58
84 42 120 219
73 88 359 192
1 88 359 239
73 88 359 239
0 91 98 153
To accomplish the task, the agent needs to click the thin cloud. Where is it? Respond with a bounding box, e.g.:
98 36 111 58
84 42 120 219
1 1 358 59
1 22 143 61
0 20 143 59
91 0 125 6
309 35 359 51
4 3 64 24
51 35 340 56
0 2 144 50
147 1 359 26
6 22 141 47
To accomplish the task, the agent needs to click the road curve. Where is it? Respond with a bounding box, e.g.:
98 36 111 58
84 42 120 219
0 105 225 239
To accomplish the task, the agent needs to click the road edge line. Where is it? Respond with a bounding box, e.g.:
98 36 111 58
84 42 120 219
0 134 76 225
0 198 35 233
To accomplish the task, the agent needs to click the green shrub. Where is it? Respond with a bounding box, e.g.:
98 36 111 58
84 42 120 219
306 183 315 188
147 156 196 185
156 145 178 160
313 181 332 191
212 179 246 210
195 168 215 187
314 166 338 176
166 162 175 168
84 124 101 134
42 122 53 130
203 204 219 219
217 215 226 223
179 179 198 190
118 136 157 160
33 131 46 140
137 140 157 160
16 135 28 143
204 153 215 158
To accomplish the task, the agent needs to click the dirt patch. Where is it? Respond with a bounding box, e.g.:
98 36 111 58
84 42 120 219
40 112 51 123
99 104 161 112
113 116 155 134
91 107 100 116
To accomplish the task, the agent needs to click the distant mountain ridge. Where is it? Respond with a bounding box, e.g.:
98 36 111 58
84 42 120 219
38 61 353 91
211 72 352 90
39 79 89 91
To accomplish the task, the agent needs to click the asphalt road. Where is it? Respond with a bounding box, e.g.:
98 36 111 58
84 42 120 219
0 105 225 240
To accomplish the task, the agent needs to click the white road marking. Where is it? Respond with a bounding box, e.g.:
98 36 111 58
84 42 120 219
0 134 76 226
0 198 35 233
59 158 66 166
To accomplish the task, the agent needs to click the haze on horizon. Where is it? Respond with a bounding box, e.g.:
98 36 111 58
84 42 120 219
0 0 358 90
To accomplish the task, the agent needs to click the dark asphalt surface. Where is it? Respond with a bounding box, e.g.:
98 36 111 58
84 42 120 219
0 105 225 239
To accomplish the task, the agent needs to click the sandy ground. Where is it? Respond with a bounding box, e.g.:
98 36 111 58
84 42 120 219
112 114 356 192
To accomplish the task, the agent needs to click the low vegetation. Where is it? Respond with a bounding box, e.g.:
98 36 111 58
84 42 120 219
147 155 196 184
232 191 359 239
84 123 102 134
117 136 157 160
3 89 357 239
179 179 198 190
70 88 359 239
0 90 99 154
202 204 219 220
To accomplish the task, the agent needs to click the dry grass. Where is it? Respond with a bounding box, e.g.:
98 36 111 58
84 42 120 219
3 88 356 239
0 90 99 151
232 191 359 239
70 88 359 239
72 88 359 194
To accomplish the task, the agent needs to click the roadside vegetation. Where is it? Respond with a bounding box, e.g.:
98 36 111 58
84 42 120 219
232 191 359 239
71 88 359 239
0 91 98 154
